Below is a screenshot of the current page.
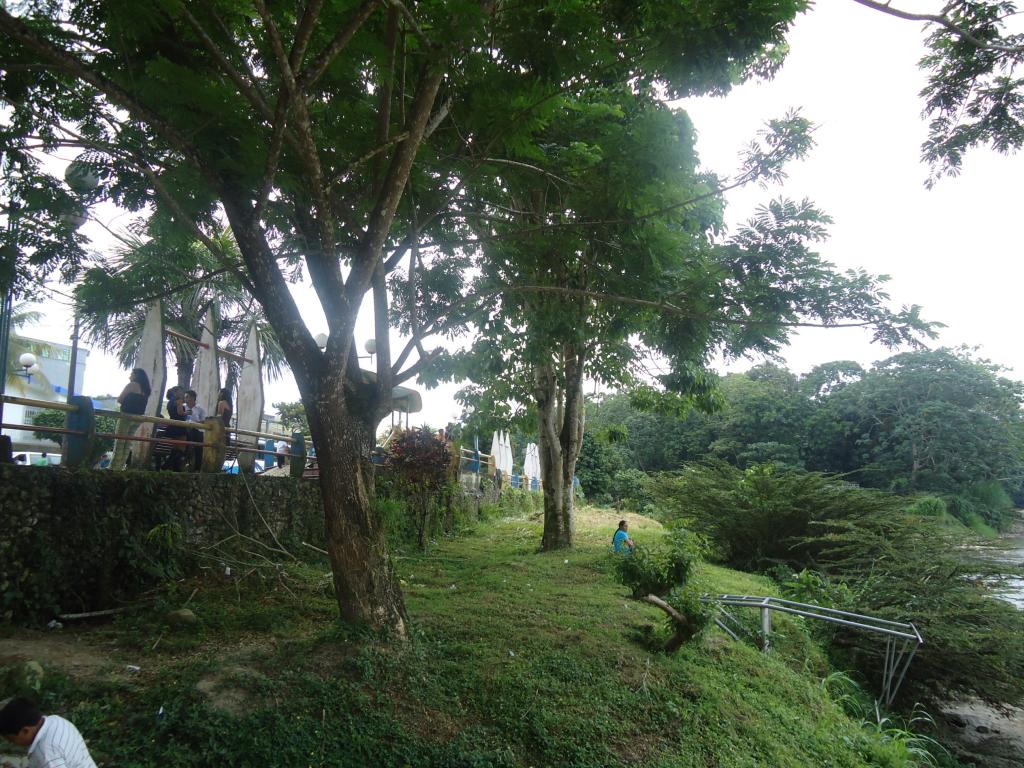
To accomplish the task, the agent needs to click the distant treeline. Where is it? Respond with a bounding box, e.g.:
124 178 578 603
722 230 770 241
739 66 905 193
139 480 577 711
581 348 1024 531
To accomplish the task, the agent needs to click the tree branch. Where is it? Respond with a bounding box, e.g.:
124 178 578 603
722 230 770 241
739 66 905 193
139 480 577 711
851 0 1024 53
177 2 274 120
0 8 204 168
289 0 325 71
298 0 385 89
253 0 347 326
347 63 445 303
386 0 434 50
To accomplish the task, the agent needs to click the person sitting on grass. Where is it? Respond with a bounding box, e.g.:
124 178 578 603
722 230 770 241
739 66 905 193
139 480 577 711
0 696 97 768
613 519 635 554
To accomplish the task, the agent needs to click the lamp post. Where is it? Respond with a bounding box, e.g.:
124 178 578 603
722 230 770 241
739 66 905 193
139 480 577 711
15 352 41 382
314 334 376 365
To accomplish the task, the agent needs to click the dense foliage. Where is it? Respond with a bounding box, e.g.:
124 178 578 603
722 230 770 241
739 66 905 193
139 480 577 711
584 348 1024 530
32 408 118 453
652 461 1024 709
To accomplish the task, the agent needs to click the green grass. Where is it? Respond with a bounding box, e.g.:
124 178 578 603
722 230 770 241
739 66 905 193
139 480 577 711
6 507 938 767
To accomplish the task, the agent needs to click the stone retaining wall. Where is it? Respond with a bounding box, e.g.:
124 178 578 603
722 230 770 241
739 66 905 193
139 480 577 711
0 465 324 622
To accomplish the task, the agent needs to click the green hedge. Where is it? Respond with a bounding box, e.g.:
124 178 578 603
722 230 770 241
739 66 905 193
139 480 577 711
0 465 323 622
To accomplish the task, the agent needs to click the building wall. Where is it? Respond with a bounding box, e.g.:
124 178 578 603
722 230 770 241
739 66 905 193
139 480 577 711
4 335 90 452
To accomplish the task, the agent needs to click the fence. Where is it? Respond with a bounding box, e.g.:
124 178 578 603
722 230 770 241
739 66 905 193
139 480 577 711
703 593 923 707
0 393 307 476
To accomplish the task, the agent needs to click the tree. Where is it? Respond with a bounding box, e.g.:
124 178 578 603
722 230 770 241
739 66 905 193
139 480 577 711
32 408 118 453
273 400 309 435
75 231 285 388
851 0 1024 184
450 91 931 551
805 348 1024 514
0 0 815 630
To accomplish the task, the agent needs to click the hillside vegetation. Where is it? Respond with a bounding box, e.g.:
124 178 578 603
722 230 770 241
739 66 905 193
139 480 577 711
2 507 942 767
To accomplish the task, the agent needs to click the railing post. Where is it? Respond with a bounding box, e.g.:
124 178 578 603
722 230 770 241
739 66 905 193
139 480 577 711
289 432 306 478
201 416 226 473
760 600 772 652
63 395 95 468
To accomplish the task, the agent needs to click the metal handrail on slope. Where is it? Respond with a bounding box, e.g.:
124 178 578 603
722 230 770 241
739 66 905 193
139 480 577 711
701 593 922 708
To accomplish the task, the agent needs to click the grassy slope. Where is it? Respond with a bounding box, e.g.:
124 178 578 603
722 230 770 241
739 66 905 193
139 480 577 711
4 507 908 767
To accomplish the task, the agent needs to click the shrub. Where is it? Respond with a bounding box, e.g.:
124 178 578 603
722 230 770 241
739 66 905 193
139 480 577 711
806 510 1024 708
948 480 1015 531
651 461 902 571
904 496 946 517
614 526 711 651
387 426 452 550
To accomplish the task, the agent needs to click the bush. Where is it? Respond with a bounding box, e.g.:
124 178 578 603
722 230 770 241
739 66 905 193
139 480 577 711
948 480 1015 531
651 461 903 571
615 526 711 651
904 496 946 517
387 426 452 550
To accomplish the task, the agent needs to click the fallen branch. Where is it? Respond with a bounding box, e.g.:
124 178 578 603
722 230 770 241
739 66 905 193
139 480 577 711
640 593 700 653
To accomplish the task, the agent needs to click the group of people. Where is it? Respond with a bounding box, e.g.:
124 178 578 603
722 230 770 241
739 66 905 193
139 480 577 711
160 385 233 471
114 367 234 472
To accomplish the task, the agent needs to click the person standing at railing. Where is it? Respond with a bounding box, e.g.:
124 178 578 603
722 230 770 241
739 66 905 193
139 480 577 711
184 389 206 471
111 367 151 470
216 387 233 428
162 386 188 472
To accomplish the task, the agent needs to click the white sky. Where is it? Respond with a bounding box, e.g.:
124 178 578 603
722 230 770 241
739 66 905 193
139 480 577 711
17 2 1024 428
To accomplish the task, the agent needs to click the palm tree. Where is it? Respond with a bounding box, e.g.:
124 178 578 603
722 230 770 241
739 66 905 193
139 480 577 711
75 228 286 389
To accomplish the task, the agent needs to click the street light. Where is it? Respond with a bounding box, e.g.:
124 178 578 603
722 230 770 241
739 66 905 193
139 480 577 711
313 334 376 363
15 352 41 382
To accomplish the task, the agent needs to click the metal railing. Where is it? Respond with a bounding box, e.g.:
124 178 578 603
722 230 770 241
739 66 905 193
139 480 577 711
702 594 922 707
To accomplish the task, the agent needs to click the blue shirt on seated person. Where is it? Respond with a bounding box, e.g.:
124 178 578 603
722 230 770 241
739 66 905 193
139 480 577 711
613 520 635 553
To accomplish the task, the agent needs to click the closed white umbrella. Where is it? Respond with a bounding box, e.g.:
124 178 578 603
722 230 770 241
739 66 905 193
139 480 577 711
490 432 500 474
503 432 514 476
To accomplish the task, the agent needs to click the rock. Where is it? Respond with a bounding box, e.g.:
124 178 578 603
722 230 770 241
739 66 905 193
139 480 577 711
947 714 968 728
976 725 991 734
165 608 198 627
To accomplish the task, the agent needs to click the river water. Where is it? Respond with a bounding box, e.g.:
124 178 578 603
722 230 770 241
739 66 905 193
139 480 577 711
989 519 1024 609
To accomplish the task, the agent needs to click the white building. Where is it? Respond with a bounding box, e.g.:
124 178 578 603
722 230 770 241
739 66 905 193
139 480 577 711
3 335 90 453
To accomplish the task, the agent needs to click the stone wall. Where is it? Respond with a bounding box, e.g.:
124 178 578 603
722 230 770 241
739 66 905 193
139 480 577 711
0 465 324 622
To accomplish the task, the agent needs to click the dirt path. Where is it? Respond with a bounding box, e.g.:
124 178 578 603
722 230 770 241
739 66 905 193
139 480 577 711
0 632 113 680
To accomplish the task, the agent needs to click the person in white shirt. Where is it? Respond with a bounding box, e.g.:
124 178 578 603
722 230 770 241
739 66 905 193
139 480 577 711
184 389 207 471
184 389 206 425
0 697 97 768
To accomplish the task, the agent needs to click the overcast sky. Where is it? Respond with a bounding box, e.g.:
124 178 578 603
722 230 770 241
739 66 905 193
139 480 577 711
18 2 1024 428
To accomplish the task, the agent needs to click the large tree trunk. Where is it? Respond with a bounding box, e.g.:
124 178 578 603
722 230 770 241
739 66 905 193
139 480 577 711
305 383 409 635
174 351 195 389
536 344 587 551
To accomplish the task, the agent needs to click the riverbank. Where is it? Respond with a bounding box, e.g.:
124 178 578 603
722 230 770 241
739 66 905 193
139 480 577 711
939 512 1024 766
1 508 934 767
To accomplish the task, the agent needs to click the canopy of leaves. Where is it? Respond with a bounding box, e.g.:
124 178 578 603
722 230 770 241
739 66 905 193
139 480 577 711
588 348 1024 527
